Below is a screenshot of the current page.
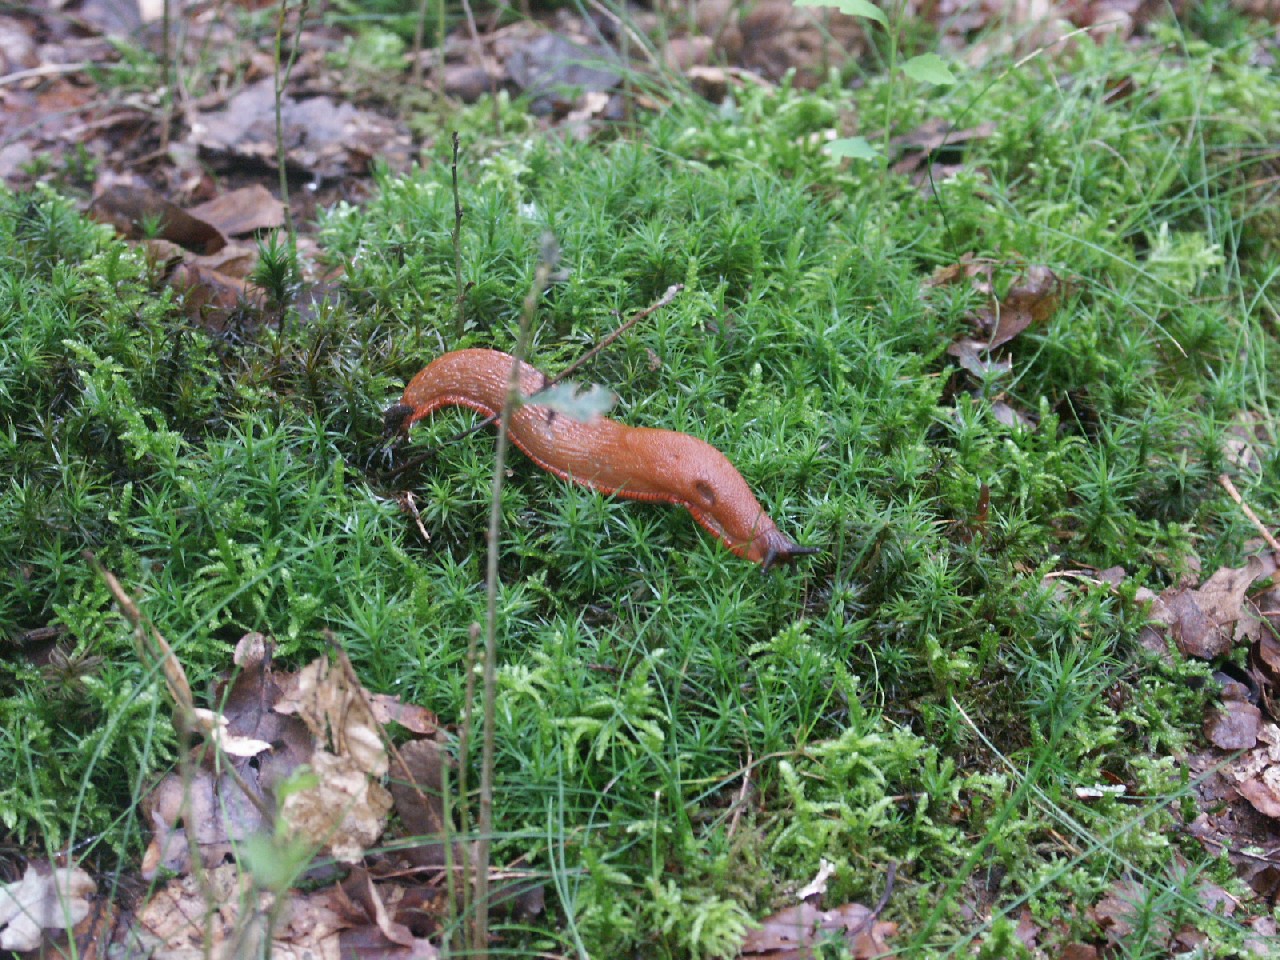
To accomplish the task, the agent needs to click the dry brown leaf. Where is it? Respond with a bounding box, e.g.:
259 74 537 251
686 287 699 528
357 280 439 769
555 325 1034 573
141 765 269 879
1226 723 1280 819
127 862 355 960
89 184 226 254
739 901 896 959
1089 878 1169 946
389 739 452 869
369 693 439 736
890 118 995 185
933 261 1063 361
1205 699 1262 750
0 863 96 952
186 185 285 238
276 657 387 777
1160 556 1267 659
190 78 411 180
1245 916 1278 956
281 749 393 863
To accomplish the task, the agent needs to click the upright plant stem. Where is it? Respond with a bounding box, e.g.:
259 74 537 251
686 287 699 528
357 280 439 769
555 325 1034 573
411 0 431 89
273 0 309 244
160 0 172 149
474 235 558 955
451 133 466 339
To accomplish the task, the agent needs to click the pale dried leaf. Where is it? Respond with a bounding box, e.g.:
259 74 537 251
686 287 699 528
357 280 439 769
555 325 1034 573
0 863 96 951
280 750 393 863
796 858 837 901
740 900 896 958
192 707 272 757
187 186 285 238
276 657 388 778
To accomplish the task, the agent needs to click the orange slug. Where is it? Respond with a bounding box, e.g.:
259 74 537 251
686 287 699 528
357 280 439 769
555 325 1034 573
385 349 816 569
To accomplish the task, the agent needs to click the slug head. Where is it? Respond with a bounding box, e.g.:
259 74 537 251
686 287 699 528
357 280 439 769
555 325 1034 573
383 402 415 438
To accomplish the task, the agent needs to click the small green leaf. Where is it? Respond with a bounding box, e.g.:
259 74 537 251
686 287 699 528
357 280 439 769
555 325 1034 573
901 53 956 85
527 381 617 422
826 137 881 160
793 0 887 27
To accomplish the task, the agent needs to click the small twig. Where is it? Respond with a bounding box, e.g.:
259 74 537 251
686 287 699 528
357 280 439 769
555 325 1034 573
726 746 752 841
579 0 659 69
410 0 432 89
400 491 432 542
86 551 193 715
86 551 273 821
273 0 310 243
851 861 897 933
549 283 682 386
159 0 172 150
1219 473 1280 553
474 234 559 956
0 63 90 87
457 0 500 133
457 621 480 948
451 132 467 338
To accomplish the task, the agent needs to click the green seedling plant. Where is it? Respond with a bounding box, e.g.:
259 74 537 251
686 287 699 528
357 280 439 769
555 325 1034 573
794 0 957 161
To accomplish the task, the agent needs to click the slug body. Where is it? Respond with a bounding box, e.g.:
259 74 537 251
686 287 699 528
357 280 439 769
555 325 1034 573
389 349 815 568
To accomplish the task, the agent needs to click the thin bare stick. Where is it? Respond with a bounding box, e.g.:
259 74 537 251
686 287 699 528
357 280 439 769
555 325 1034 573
847 861 897 936
551 283 682 385
457 621 480 950
86 552 273 822
1219 473 1280 552
410 0 432 88
475 234 559 955
382 282 683 480
273 0 310 243
451 132 467 339
457 0 500 133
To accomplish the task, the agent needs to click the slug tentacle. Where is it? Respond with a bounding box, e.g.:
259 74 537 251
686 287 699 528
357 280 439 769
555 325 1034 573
391 349 815 567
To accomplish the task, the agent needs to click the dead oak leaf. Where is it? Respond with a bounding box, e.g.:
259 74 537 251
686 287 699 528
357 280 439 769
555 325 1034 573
187 185 285 239
1089 878 1170 946
275 656 387 778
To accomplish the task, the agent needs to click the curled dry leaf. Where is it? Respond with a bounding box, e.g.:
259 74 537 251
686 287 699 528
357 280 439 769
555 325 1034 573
281 749 394 864
0 863 96 952
389 739 453 870
1159 555 1269 659
89 184 226 254
276 656 387 778
942 263 1064 358
190 78 411 180
1227 723 1280 819
128 862 363 959
142 765 269 879
1089 878 1169 947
